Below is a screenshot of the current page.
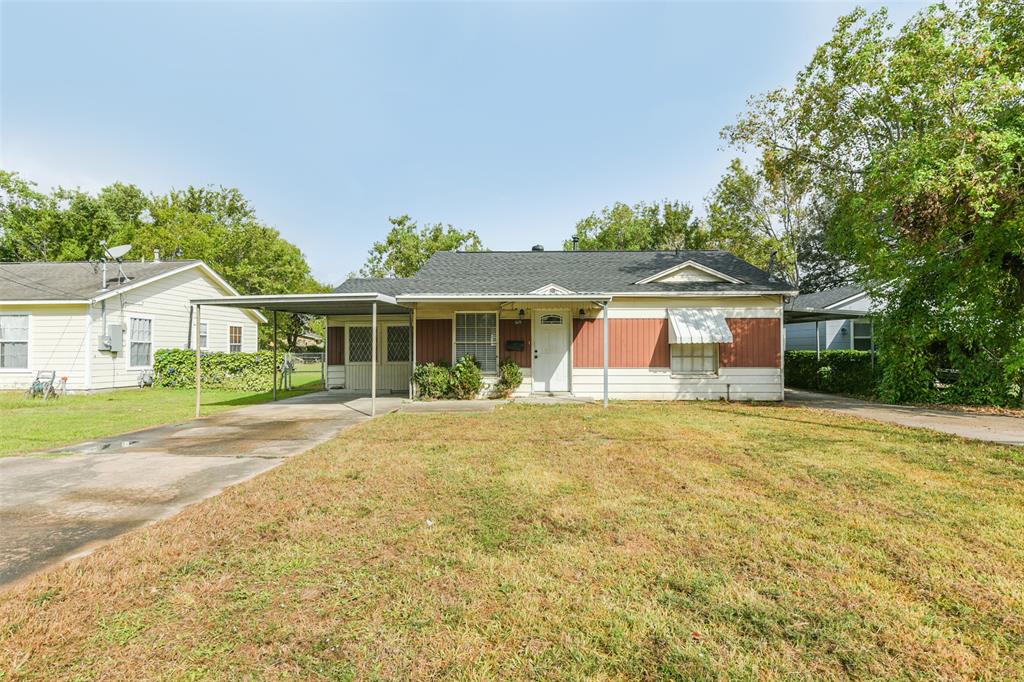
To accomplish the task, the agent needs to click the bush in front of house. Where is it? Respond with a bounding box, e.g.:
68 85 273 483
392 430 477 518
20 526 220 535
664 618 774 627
493 358 524 398
785 350 878 398
413 356 492 400
412 361 452 399
449 355 484 399
154 348 276 391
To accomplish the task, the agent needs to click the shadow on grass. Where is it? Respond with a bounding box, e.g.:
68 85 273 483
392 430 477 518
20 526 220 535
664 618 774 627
202 383 325 407
698 402 948 441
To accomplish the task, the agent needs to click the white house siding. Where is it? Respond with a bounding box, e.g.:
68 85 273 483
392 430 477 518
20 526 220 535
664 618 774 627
571 367 782 401
786 319 854 351
88 267 259 390
0 304 89 391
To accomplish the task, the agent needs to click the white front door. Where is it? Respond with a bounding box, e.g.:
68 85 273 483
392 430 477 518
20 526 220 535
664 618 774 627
533 310 570 393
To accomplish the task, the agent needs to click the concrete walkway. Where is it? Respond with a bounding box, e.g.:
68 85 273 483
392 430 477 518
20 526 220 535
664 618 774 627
786 389 1024 446
0 393 405 588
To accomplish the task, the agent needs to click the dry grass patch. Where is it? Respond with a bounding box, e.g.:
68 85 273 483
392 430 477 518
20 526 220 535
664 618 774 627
2 402 1023 679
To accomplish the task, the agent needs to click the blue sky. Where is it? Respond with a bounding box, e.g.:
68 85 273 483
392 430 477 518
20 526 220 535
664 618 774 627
1 1 924 284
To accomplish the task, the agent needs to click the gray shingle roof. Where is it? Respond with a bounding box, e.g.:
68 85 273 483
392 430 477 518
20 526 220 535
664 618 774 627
333 277 413 296
335 251 795 296
0 260 203 301
791 285 865 310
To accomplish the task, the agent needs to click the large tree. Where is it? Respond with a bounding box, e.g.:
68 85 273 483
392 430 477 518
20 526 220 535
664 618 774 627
0 172 326 349
704 158 812 285
360 215 483 278
564 200 710 251
726 0 1024 404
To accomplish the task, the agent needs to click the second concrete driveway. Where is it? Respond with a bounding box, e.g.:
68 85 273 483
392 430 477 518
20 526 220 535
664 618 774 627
786 389 1024 446
0 393 405 587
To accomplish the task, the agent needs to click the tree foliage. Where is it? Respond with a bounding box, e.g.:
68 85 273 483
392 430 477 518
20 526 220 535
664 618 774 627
360 215 483 278
0 172 326 350
726 0 1024 405
563 200 710 251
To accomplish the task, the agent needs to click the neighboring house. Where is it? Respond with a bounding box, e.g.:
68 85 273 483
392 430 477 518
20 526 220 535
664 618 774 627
784 285 874 352
320 249 798 401
0 259 263 391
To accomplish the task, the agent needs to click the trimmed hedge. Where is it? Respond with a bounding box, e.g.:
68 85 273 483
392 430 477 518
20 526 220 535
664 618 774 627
154 348 275 391
786 350 878 398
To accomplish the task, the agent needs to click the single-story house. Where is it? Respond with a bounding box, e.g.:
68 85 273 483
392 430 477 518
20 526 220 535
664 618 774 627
0 259 263 391
784 285 873 352
313 249 797 401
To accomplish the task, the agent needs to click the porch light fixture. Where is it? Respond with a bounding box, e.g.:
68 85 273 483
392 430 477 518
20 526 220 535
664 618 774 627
578 308 586 319
516 308 525 325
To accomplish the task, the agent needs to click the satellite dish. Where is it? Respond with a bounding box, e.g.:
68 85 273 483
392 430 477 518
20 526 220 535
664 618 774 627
104 244 132 261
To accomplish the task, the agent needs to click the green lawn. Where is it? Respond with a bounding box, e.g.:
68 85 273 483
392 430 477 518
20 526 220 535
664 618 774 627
0 374 322 457
1 402 1022 679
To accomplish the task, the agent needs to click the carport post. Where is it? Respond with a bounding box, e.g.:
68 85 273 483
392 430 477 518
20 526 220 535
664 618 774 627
602 301 609 408
408 309 414 400
194 304 202 418
272 311 278 401
815 320 821 361
371 301 377 417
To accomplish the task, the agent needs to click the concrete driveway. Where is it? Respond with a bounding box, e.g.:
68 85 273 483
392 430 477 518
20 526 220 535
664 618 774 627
786 389 1024 446
0 393 405 588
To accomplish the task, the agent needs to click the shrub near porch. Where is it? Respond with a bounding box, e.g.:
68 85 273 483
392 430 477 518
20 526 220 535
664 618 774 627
2 402 1022 678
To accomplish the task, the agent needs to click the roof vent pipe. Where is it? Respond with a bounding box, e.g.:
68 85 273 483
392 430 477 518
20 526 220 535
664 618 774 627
532 244 544 251
571 235 580 251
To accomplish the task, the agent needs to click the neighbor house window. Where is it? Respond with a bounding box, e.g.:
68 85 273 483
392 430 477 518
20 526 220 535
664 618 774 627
387 325 410 362
0 314 29 369
671 343 717 374
853 321 873 351
348 326 373 362
199 322 208 350
128 317 153 368
229 326 242 353
455 312 497 373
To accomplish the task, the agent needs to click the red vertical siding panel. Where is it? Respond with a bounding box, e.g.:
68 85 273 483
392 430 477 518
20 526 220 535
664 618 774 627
499 319 532 368
327 327 345 365
571 318 671 368
416 319 452 364
720 318 781 368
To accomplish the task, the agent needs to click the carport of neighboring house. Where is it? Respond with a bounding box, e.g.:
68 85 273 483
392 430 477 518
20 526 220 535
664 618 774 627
191 292 616 413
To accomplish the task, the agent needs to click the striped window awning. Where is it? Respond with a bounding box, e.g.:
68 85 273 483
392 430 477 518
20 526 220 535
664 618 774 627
667 309 734 344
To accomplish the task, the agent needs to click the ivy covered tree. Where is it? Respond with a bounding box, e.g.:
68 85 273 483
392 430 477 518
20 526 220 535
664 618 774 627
725 0 1024 405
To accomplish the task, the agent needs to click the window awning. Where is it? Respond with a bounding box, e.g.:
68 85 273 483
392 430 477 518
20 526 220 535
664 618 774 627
667 308 734 344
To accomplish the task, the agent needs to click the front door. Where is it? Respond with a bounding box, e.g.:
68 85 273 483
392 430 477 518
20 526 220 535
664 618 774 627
533 310 570 393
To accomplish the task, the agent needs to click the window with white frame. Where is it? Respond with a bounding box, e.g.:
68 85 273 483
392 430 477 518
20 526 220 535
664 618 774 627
0 314 29 369
198 322 209 350
348 326 373 362
853 321 873 351
455 312 497 373
128 317 153 368
387 325 410 362
671 343 717 374
229 326 242 353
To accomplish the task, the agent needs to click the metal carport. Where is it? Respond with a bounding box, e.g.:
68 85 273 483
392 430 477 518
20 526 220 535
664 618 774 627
190 293 413 417
784 304 871 359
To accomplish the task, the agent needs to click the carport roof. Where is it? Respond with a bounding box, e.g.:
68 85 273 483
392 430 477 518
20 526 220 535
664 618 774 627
190 293 412 316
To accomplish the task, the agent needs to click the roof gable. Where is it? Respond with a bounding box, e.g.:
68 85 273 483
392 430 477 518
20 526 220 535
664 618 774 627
529 283 575 295
634 260 743 285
